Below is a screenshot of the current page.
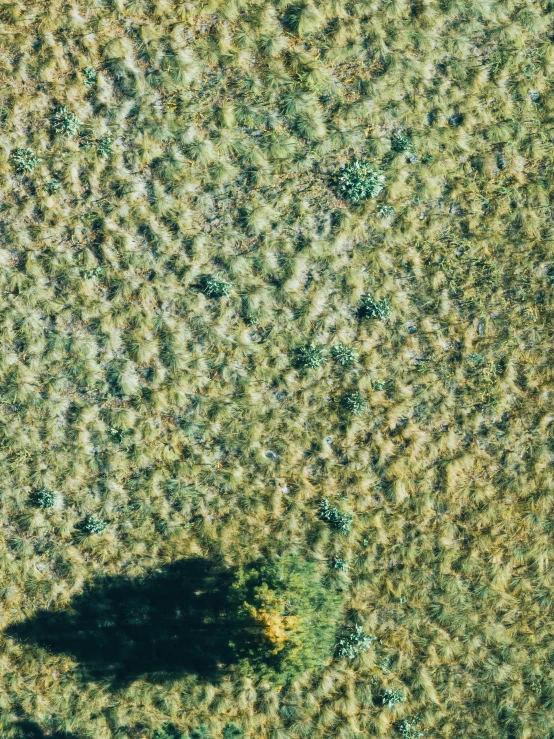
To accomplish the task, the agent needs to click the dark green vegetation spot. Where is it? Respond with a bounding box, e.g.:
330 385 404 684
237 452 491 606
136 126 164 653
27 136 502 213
330 343 358 366
332 556 349 572
52 106 82 137
199 275 231 299
342 392 368 416
449 112 464 126
399 718 425 739
336 160 385 202
378 204 395 217
382 688 406 707
96 136 112 157
45 180 61 194
391 131 412 152
335 624 375 659
10 147 40 173
83 66 97 85
80 514 107 535
358 293 392 320
34 488 60 509
294 343 325 369
319 499 353 534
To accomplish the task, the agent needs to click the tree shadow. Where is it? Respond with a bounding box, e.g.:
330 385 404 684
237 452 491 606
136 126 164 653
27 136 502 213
7 558 239 686
14 721 79 739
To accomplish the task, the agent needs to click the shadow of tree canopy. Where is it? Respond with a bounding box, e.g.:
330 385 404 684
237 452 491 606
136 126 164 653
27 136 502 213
13 721 80 739
7 558 240 686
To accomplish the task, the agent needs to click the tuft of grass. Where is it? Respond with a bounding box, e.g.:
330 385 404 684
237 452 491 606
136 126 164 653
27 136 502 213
10 147 40 173
335 624 375 659
336 160 385 202
382 688 406 707
199 275 231 298
80 514 108 535
358 294 392 320
342 391 367 416
332 556 349 572
52 106 82 137
398 718 425 739
294 343 326 369
391 131 412 153
319 499 353 534
34 488 61 509
330 343 358 366
96 136 112 157
83 67 97 86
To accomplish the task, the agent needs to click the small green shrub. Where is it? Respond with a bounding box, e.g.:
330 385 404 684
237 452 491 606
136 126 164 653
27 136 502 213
391 132 412 152
319 499 353 534
335 624 375 659
372 380 386 390
378 205 395 218
10 148 40 173
83 67 98 85
97 136 113 157
382 688 406 707
331 343 357 366
358 294 392 320
294 343 325 369
398 718 424 739
45 180 61 194
80 514 107 535
199 275 231 298
332 556 350 572
342 392 367 416
35 488 60 509
336 160 385 202
52 106 82 137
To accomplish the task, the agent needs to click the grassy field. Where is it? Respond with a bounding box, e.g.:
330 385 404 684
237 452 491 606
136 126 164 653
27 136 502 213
0 0 553 737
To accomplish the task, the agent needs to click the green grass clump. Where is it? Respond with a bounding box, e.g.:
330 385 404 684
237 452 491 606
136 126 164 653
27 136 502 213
391 132 412 152
83 67 97 85
382 688 406 707
199 275 231 299
342 392 367 416
34 488 61 509
52 106 82 137
44 180 61 194
80 514 107 535
331 343 358 366
96 136 112 157
336 160 385 202
294 343 325 369
319 499 353 534
399 718 425 739
335 624 375 659
358 294 392 320
332 556 349 572
10 147 40 173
